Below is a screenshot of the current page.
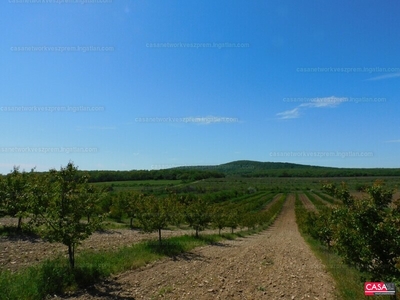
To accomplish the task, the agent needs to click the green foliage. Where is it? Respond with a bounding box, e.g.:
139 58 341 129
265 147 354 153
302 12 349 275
321 182 338 197
305 182 400 284
184 196 211 237
0 167 32 230
84 169 225 183
136 194 180 243
303 191 326 211
210 205 228 235
109 191 139 226
31 162 105 268
312 190 335 204
225 208 240 233
258 194 286 227
203 190 239 204
239 212 258 230
306 208 334 249
121 192 140 228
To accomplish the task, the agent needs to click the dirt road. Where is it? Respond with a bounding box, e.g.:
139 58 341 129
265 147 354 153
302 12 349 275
64 195 338 300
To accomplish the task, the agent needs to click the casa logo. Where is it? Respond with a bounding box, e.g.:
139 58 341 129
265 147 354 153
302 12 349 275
364 282 396 296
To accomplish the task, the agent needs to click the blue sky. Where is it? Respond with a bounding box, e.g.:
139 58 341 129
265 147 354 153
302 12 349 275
1 0 399 174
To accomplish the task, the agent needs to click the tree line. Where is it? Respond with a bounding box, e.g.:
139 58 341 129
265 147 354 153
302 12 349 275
83 169 225 182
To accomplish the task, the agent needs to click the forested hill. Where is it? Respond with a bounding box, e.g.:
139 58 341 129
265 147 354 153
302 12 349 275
20 160 400 182
173 160 400 177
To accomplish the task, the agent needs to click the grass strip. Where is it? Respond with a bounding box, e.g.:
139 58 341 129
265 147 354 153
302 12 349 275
304 191 327 211
312 190 336 204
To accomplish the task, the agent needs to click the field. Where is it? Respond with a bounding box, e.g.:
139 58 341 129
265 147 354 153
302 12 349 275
1 175 399 299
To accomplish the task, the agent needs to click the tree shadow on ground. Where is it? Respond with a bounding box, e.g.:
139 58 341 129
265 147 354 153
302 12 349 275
60 279 136 300
96 228 123 235
144 240 191 257
0 225 41 242
171 251 206 262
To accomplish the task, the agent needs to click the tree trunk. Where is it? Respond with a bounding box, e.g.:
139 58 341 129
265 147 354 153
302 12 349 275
195 228 199 238
130 217 133 229
219 228 221 236
68 244 75 268
158 228 162 245
17 216 22 231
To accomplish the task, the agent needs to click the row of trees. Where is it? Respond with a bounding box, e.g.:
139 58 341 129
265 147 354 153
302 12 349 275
300 182 400 282
0 163 105 268
109 191 278 242
0 162 281 269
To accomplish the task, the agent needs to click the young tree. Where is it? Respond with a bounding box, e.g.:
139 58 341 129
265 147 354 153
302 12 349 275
225 208 240 234
239 212 258 231
31 162 105 268
136 194 178 244
117 191 140 228
306 208 334 250
184 197 211 238
211 206 228 235
2 167 31 230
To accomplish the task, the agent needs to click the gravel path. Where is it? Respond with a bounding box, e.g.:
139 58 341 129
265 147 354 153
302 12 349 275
63 194 338 300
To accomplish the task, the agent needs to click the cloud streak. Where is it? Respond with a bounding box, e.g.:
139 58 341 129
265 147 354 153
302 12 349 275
366 72 400 81
277 96 347 120
135 116 240 124
276 108 300 119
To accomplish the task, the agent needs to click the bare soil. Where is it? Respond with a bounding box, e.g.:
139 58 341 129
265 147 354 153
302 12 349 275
0 225 183 273
299 194 317 212
60 195 338 300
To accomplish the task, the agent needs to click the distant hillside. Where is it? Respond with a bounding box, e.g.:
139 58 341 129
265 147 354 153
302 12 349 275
26 160 398 183
175 160 400 177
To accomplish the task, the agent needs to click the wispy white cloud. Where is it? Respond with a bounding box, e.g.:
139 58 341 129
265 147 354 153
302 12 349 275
277 96 346 120
276 108 300 119
366 72 400 81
